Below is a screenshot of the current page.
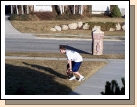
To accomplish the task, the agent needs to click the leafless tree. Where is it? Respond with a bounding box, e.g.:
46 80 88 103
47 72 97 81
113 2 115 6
16 5 19 15
11 5 13 14
21 5 24 14
26 5 29 14
73 5 75 14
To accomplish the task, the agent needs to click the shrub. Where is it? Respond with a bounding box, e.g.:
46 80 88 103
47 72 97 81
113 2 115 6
111 5 122 17
34 12 56 20
92 14 110 18
101 77 125 95
9 14 39 21
55 14 84 20
85 22 116 31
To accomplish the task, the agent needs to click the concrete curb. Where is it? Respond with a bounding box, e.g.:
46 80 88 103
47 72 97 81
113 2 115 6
36 37 125 41
34 34 125 41
5 56 125 62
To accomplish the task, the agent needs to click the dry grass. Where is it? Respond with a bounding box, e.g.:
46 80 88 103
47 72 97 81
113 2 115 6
5 59 107 95
5 52 125 59
33 30 125 37
10 17 125 36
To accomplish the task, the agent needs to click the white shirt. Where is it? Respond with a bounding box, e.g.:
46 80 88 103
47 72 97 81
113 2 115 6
66 50 83 62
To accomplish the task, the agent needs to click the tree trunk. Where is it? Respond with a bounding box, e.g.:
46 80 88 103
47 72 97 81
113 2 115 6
21 5 24 14
11 5 13 14
62 5 64 13
29 5 34 13
59 5 63 14
16 5 19 15
75 5 79 14
80 5 83 15
64 5 70 15
82 5 91 17
53 5 61 15
73 5 75 14
69 5 73 15
26 5 29 14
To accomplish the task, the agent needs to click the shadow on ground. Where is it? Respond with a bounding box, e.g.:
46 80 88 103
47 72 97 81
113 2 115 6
5 63 80 95
22 62 67 79
60 45 91 54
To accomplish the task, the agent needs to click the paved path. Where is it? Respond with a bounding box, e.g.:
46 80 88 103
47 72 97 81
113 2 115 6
5 14 21 34
68 59 125 95
5 14 37 39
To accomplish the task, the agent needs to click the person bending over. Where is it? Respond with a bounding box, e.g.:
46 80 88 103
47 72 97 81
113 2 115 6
59 45 85 82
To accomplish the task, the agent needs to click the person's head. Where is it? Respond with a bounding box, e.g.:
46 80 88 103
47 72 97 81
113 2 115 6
59 45 66 54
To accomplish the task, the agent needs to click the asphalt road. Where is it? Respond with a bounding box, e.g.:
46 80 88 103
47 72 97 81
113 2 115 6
5 37 125 54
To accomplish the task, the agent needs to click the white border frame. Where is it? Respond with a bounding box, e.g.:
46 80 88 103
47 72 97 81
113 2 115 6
1 1 129 100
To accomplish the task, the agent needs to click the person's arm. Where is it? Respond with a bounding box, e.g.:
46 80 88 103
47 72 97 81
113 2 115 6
68 60 72 71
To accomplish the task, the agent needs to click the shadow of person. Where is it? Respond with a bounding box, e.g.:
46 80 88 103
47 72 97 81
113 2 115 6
60 45 91 54
22 62 67 79
5 64 80 95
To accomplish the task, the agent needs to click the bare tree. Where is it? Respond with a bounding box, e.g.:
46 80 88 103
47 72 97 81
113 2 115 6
51 5 92 16
73 5 75 14
62 5 64 13
53 5 61 15
11 5 13 14
59 5 63 14
80 5 83 15
82 5 91 16
26 5 29 14
21 5 24 14
16 5 19 15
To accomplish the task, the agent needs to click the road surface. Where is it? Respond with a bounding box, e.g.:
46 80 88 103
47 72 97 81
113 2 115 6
5 37 125 54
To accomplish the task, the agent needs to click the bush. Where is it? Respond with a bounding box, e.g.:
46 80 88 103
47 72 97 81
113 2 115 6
85 22 116 31
34 12 56 20
9 14 39 21
55 14 84 20
101 77 125 95
111 5 122 17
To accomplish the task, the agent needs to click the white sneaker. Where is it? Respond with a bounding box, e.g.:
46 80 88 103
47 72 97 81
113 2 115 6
69 76 76 80
79 76 85 82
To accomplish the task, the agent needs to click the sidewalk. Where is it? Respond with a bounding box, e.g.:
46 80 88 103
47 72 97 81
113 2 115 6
5 56 125 95
68 59 125 95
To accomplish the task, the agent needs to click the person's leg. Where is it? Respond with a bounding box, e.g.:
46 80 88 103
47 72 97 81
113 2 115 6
73 71 82 77
66 63 73 78
68 61 76 80
72 62 85 81
73 71 85 81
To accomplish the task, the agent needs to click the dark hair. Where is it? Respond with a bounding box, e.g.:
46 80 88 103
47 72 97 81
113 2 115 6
59 45 66 50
